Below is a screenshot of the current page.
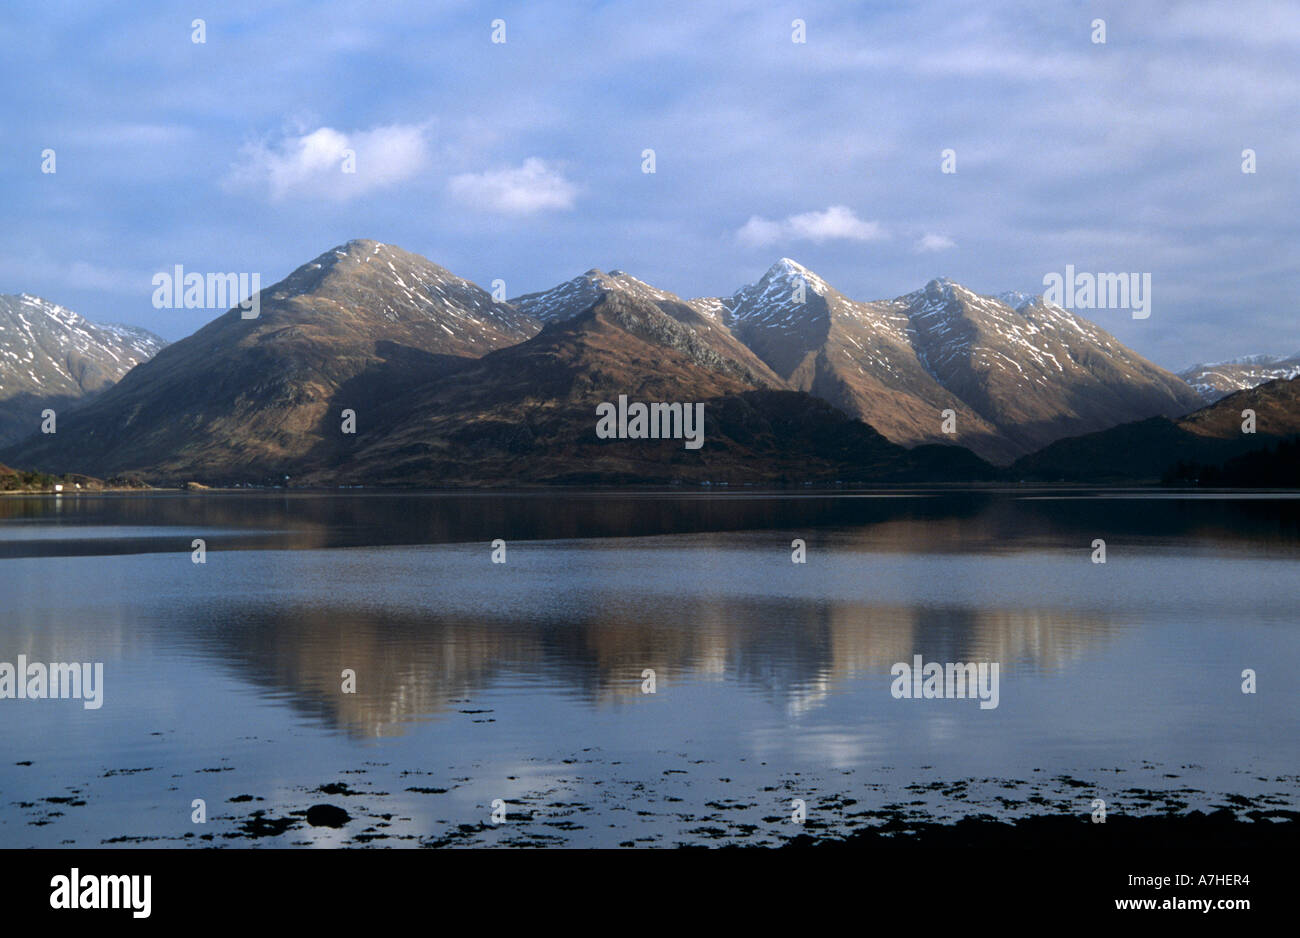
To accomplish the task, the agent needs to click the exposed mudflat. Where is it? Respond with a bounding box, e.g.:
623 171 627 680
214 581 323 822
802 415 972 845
8 752 1296 848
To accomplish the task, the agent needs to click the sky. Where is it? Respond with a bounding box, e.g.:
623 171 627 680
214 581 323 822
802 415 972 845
1 0 1296 371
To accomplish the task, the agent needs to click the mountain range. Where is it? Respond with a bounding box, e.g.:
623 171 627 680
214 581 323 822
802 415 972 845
1 239 1292 486
512 258 1203 464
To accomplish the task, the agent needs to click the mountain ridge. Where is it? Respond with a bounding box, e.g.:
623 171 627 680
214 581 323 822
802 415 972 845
0 239 1234 486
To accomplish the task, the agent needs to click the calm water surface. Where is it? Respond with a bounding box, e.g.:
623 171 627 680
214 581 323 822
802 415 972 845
0 489 1296 847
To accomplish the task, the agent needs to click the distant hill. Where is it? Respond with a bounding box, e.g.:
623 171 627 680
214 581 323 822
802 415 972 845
1179 353 1300 403
1010 376 1300 483
0 294 165 446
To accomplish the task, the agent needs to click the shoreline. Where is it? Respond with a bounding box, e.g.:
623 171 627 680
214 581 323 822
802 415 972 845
3 483 1299 496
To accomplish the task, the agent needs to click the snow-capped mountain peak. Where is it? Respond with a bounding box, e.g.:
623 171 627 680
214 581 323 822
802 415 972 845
509 267 680 323
997 290 1037 310
721 259 835 329
761 257 830 295
0 294 165 385
0 293 167 445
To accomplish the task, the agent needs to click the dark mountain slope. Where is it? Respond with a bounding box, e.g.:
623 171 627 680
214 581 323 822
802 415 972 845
1011 376 1300 482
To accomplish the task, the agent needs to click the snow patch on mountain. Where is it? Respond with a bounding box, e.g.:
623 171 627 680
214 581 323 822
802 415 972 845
1179 353 1300 402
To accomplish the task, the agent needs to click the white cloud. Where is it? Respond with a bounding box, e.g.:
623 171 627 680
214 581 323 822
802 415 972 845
736 215 785 247
788 206 886 242
737 205 887 247
916 233 956 253
227 123 429 201
448 158 577 215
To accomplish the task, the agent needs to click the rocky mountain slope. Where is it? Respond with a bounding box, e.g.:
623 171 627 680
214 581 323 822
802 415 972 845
713 261 1011 460
1 240 539 479
511 268 785 388
0 293 165 445
512 260 1200 465
705 262 1200 463
303 290 995 485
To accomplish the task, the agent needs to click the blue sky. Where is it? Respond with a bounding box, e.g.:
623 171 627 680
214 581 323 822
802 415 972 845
1 0 1296 370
